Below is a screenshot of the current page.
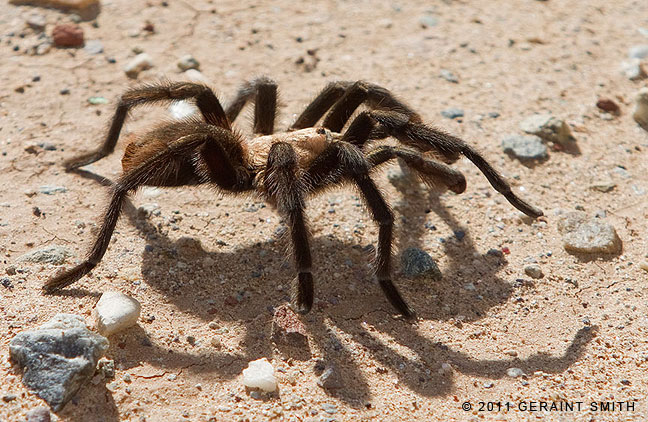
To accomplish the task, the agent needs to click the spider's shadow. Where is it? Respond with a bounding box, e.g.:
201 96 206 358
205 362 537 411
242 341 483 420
70 169 594 408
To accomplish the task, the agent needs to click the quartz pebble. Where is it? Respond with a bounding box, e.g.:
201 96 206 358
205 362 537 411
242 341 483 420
242 358 277 392
26 14 46 31
519 114 575 145
94 291 141 336
629 45 648 59
83 39 103 54
621 59 647 81
124 53 153 79
632 87 648 129
507 367 524 378
557 212 621 255
501 135 547 161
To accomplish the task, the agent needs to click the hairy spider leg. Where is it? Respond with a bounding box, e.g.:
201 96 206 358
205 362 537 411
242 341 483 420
304 141 415 319
225 76 278 135
64 82 230 171
263 142 314 313
45 127 250 292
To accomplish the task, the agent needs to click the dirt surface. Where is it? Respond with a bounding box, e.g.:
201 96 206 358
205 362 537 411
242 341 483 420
1 1 648 421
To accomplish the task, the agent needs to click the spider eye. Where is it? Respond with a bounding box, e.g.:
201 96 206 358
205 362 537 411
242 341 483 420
316 128 326 134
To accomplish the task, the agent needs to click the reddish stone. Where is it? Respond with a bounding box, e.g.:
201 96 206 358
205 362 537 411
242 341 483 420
596 98 620 115
52 24 84 48
271 304 308 346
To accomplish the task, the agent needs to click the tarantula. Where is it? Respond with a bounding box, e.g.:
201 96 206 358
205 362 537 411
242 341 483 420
44 77 543 318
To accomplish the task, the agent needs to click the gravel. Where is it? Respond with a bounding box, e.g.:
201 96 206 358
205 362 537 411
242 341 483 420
628 44 648 59
52 24 84 48
621 59 646 80
18 245 72 265
524 264 544 279
439 69 458 83
26 407 51 422
177 54 200 71
507 368 524 378
39 185 67 195
83 39 103 54
271 304 308 347
317 366 342 390
501 135 548 161
9 314 109 411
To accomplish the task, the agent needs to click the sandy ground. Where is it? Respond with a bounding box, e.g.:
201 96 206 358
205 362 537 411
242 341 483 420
1 0 648 421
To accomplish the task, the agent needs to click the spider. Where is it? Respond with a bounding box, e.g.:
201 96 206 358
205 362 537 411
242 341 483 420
43 77 543 319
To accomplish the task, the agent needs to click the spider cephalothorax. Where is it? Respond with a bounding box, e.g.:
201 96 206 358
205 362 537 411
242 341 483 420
44 77 543 319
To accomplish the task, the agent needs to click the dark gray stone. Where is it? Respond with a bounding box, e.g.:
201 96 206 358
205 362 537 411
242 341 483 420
9 314 109 411
400 247 442 280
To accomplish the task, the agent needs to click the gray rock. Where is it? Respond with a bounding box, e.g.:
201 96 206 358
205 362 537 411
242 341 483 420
557 212 622 255
26 407 51 422
18 246 72 265
621 59 647 81
440 108 464 119
439 69 458 83
83 39 103 55
123 53 153 79
317 366 342 390
9 314 109 411
177 54 200 71
501 135 548 161
589 181 616 192
628 45 648 59
524 264 543 279
322 403 338 414
39 186 67 195
519 114 575 145
401 247 442 280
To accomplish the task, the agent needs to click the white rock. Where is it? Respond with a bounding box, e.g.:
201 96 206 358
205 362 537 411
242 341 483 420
94 291 141 336
507 367 524 378
123 53 153 79
183 69 210 84
242 358 277 392
633 87 648 129
177 54 200 71
621 59 647 81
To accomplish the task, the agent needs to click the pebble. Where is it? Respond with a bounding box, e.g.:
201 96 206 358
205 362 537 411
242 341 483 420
596 98 620 115
628 45 648 59
519 114 575 145
177 54 200 71
18 245 71 265
242 358 277 392
557 211 621 254
317 366 342 390
419 14 439 28
322 404 338 414
87 96 108 105
26 14 47 32
440 108 464 119
632 87 648 129
94 291 141 336
507 368 524 378
483 381 494 388
524 264 543 279
639 261 648 273
183 68 211 84
39 185 67 194
2 394 17 402
271 304 308 347
589 181 616 192
124 53 153 79
52 24 84 48
83 39 103 54
620 59 646 81
501 135 548 161
439 69 458 83
26 407 51 422
9 314 109 411
400 247 442 280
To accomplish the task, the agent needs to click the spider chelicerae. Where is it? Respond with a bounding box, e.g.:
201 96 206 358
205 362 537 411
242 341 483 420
44 77 543 319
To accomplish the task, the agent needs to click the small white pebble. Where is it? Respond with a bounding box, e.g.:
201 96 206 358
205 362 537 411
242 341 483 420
242 358 277 392
94 291 141 336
